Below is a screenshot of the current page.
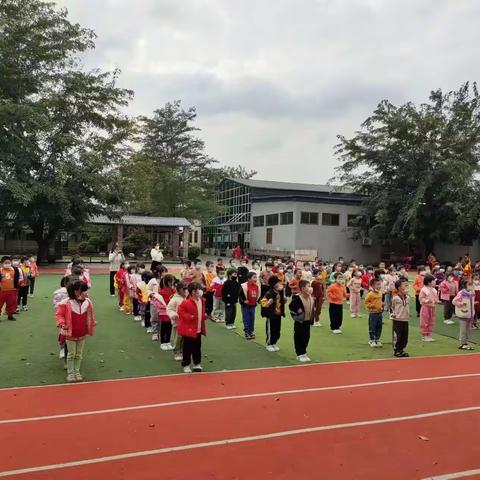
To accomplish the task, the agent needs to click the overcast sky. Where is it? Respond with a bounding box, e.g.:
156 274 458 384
57 0 479 183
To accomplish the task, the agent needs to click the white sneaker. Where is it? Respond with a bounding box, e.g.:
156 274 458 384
266 345 276 352
146 327 153 333
119 306 124 312
174 352 183 361
444 320 454 325
422 336 435 342
297 354 311 363
313 321 322 327
351 314 357 318
151 333 159 341
166 343 174 350
332 329 343 334
225 324 235 330
375 341 383 347
192 364 203 372
111 294 116 297
141 321 145 327
368 340 376 348
22 306 28 311
273 344 280 351
160 343 168 350
59 348 65 359
183 365 192 373
134 315 142 321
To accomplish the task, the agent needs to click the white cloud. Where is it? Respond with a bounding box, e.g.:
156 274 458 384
57 0 480 182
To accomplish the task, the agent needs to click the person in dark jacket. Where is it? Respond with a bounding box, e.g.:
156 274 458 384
222 268 240 330
260 275 285 352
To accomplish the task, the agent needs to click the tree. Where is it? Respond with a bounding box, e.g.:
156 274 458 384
334 83 480 256
216 164 257 181
0 0 133 262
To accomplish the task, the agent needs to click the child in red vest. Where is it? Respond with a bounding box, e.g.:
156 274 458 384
0 256 19 321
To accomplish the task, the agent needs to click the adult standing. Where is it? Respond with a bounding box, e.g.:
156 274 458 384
150 243 164 272
108 243 124 296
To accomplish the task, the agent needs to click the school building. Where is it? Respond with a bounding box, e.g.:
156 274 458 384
204 178 480 264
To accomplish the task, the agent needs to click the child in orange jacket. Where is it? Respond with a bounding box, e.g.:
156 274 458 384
327 272 349 334
413 266 426 317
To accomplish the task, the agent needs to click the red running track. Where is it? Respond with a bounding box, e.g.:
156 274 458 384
1 354 480 480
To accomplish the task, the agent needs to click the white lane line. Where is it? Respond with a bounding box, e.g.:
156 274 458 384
1 351 478 392
422 469 480 479
1 372 480 425
1 405 479 478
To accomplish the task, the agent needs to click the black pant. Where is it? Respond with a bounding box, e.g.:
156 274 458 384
144 302 151 328
260 284 269 299
109 271 117 295
151 261 161 272
415 295 421 316
18 286 28 307
182 334 202 366
132 298 139 316
160 321 173 344
29 277 36 295
205 291 214 316
329 303 343 330
225 304 237 325
443 298 454 320
266 315 281 345
294 320 311 356
392 320 409 353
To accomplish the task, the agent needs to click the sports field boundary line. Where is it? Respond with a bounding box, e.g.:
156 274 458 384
422 469 480 479
1 351 478 392
2 372 480 425
1 405 479 478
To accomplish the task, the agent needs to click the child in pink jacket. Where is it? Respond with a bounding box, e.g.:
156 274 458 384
439 273 458 325
452 279 476 350
419 274 440 342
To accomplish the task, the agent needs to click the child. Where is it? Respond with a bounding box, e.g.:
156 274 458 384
347 270 363 318
167 281 188 361
28 255 39 296
419 274 440 342
222 268 240 330
361 267 374 296
260 262 274 299
384 266 398 314
260 276 285 352
126 265 142 321
181 261 194 284
288 269 303 296
239 271 260 339
452 279 475 350
0 256 19 321
237 259 250 285
136 271 151 328
211 267 226 323
328 263 343 286
17 257 31 312
178 282 207 373
301 262 313 282
327 272 348 334
311 269 325 326
158 274 176 349
203 261 216 319
365 278 384 347
413 266 426 317
55 280 96 382
53 276 70 367
439 273 458 325
473 273 480 329
289 280 315 362
115 262 128 312
391 278 410 357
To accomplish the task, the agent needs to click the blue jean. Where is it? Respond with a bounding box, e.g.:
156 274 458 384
241 305 256 335
368 312 383 341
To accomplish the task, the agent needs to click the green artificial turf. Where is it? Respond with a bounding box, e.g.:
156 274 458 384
0 274 474 388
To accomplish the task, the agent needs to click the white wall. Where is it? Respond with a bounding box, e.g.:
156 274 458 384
250 200 381 263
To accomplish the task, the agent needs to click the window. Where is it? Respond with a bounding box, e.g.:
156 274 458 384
266 228 273 244
300 212 319 225
266 213 279 226
280 211 293 225
253 215 264 227
347 215 359 227
322 213 340 226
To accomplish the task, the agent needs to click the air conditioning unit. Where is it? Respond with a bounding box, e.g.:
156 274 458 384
362 237 373 247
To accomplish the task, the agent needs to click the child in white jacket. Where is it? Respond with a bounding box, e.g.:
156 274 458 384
452 279 476 350
167 281 188 361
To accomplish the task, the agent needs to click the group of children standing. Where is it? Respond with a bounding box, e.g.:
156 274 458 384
0 255 39 321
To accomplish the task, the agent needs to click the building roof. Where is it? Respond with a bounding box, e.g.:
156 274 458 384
90 215 191 228
228 178 353 194
225 178 362 205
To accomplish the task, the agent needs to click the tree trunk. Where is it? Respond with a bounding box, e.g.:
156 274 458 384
36 238 51 265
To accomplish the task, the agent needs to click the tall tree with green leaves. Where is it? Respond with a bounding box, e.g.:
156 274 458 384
334 83 480 255
0 0 133 262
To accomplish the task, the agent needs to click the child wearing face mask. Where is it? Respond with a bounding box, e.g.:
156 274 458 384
439 273 458 325
17 257 31 312
413 266 426 317
284 266 295 298
0 256 20 321
28 255 39 297
55 280 96 382
301 262 313 282
452 279 476 350
347 270 363 318
210 267 226 323
419 274 440 342
167 281 188 361
391 278 410 357
260 262 274 299
472 273 480 329
361 267 374 296
328 263 343 286
158 275 176 350
365 278 384 347
311 269 325 326
289 280 315 362
222 268 240 330
261 276 285 352
115 261 132 314
327 273 349 334
126 265 142 321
